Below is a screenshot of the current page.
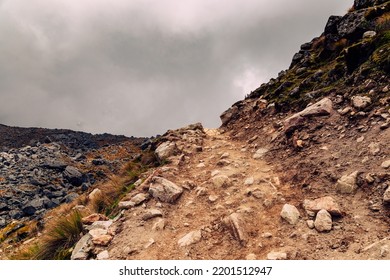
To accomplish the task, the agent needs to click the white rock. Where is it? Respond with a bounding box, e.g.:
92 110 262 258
381 160 390 169
314 209 332 232
155 141 179 160
267 251 287 260
196 163 206 168
351 96 371 110
280 204 300 225
152 219 166 231
246 253 257 260
244 177 254 185
307 220 315 229
149 177 183 203
253 148 269 159
363 31 376 38
178 230 202 247
96 250 109 260
220 152 230 159
336 171 359 194
211 175 231 188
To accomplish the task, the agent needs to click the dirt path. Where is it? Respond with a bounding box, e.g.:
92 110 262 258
107 128 389 260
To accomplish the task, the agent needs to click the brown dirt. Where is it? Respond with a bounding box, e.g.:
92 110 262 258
107 126 390 260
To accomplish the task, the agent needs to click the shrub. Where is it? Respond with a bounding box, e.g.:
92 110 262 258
33 210 83 260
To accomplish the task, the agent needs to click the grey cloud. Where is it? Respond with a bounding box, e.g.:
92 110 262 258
0 0 353 136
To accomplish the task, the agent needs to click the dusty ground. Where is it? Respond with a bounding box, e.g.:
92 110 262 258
107 127 390 260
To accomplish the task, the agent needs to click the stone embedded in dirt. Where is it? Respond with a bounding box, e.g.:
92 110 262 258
283 97 333 133
152 218 166 231
223 213 248 245
155 141 179 160
246 253 257 260
368 142 381 155
130 193 150 205
303 196 342 216
96 250 109 260
220 152 230 159
280 204 300 225
82 213 108 225
71 233 92 260
307 220 315 229
211 170 220 177
92 234 113 246
217 159 231 166
336 171 359 194
142 209 163 221
211 175 231 188
253 148 269 159
383 187 390 203
196 162 206 168
267 251 287 260
244 177 254 185
351 96 371 110
208 195 218 202
118 193 150 209
149 177 183 203
381 160 390 169
178 230 202 247
262 232 273 238
314 209 332 232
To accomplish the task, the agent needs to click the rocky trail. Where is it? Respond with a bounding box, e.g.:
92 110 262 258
71 124 389 260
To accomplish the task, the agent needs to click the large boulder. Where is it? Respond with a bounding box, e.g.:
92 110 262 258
149 177 183 203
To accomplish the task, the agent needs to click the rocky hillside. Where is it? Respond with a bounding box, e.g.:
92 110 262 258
1 0 389 260
0 125 148 245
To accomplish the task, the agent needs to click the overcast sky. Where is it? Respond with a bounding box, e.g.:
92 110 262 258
0 0 353 137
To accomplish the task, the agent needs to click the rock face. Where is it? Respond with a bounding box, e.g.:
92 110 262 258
336 171 359 194
283 98 333 133
280 204 300 225
314 209 333 232
149 177 183 203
